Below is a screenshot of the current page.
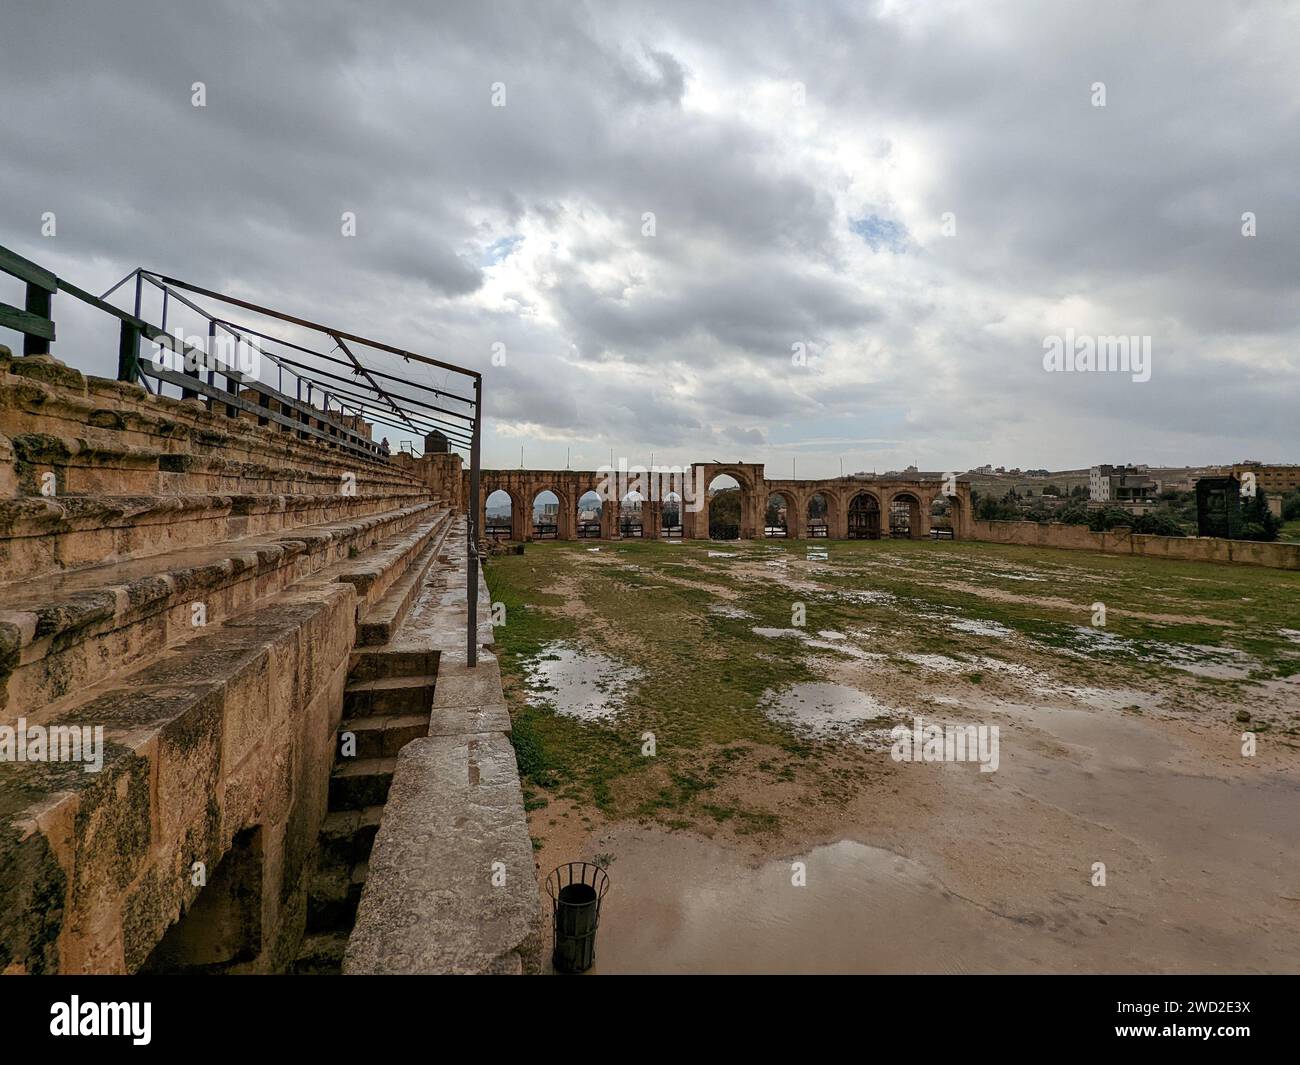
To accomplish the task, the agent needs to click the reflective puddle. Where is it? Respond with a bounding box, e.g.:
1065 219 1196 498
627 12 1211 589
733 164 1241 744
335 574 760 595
758 681 893 740
522 641 642 721
591 833 1034 974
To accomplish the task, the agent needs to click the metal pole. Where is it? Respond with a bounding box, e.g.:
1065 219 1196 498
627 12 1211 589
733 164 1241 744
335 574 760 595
467 376 482 667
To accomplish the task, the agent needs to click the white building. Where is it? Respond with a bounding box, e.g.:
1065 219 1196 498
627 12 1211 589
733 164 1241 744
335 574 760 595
1089 465 1111 502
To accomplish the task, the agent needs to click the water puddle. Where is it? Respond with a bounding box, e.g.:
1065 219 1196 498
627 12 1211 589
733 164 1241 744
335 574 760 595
901 653 969 673
708 604 754 620
592 833 1039 974
1059 627 1256 679
758 682 893 741
831 589 895 605
751 626 884 662
949 618 1015 638
521 641 642 721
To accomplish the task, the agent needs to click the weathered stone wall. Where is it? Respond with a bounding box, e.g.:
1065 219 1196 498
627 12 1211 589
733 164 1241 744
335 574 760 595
396 451 464 511
1 563 360 973
969 518 1300 570
0 350 439 973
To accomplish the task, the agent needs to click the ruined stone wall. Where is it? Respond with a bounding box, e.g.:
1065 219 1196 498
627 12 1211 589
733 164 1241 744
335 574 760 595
969 518 1300 570
466 463 971 541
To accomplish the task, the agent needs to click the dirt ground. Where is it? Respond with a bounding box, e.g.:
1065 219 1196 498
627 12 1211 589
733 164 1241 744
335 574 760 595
489 538 1300 973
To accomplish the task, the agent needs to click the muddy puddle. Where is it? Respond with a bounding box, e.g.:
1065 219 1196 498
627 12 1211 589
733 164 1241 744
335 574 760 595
757 681 893 741
522 641 643 720
589 832 1033 974
581 691 1300 973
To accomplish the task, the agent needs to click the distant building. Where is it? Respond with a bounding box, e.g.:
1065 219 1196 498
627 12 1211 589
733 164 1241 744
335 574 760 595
1090 464 1157 504
1232 462 1300 497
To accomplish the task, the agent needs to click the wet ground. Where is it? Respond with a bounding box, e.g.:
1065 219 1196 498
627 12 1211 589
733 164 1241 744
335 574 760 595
492 538 1300 974
588 698 1300 973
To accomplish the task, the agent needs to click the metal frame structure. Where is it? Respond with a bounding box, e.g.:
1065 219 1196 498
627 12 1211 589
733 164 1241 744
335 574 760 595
0 243 485 666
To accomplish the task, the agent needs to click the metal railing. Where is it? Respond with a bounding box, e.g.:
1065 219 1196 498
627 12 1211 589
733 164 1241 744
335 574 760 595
0 243 485 666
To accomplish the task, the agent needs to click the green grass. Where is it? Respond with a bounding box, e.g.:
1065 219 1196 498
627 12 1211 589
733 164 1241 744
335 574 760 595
487 538 1300 834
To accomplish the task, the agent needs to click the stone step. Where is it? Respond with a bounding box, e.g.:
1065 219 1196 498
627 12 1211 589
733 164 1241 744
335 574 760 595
0 568 358 974
319 804 385 868
337 713 430 759
356 510 454 646
334 511 448 623
290 931 350 975
348 647 439 681
0 357 422 497
304 859 369 933
342 674 438 718
8 428 424 498
328 756 398 810
0 489 434 584
0 500 438 722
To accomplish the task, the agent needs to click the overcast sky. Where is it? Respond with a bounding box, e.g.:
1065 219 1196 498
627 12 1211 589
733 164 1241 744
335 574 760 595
1 0 1296 475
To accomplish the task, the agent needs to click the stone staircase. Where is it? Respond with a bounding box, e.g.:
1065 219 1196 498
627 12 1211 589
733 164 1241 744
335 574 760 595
0 348 539 977
292 515 453 973
0 350 452 974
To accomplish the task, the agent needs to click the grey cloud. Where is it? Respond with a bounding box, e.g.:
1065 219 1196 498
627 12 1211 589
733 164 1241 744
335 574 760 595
1 0 1295 473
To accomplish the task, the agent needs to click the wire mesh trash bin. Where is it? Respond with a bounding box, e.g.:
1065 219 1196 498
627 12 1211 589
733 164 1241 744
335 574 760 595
546 862 610 973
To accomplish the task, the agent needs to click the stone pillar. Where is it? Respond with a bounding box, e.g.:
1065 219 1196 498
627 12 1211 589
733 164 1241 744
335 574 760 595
642 500 662 539
600 500 618 539
914 500 931 539
830 494 849 539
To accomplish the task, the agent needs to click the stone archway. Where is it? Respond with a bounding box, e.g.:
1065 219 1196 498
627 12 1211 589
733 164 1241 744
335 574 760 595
527 484 572 540
762 489 796 538
804 490 832 539
690 464 761 539
846 489 883 539
887 490 927 539
929 488 963 540
480 484 526 541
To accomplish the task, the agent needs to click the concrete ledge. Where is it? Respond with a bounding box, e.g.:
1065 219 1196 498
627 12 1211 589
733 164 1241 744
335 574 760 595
342 732 541 975
427 703 511 737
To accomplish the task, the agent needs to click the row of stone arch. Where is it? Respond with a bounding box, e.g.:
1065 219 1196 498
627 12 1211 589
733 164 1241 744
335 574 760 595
476 469 970 541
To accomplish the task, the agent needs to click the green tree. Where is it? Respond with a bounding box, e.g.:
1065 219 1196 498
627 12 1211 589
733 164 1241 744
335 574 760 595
1238 489 1281 542
1282 490 1300 522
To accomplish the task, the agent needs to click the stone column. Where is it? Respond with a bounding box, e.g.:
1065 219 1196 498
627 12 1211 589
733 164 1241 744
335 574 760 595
831 493 849 539
642 499 662 539
601 499 618 539
914 499 931 540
